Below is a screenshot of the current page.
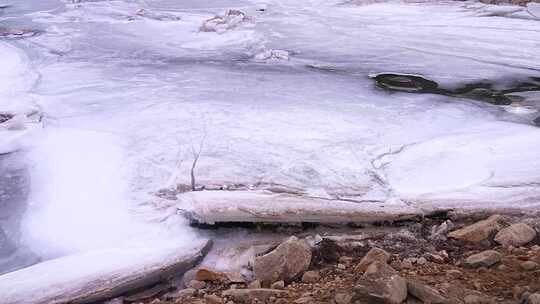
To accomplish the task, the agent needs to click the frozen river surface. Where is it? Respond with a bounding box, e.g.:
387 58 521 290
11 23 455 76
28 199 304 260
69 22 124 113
1 0 540 285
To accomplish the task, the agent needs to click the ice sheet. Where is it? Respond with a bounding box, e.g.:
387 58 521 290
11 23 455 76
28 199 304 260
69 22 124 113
1 0 540 286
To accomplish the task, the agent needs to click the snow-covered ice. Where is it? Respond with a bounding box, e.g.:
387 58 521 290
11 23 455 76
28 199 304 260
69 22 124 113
1 0 540 293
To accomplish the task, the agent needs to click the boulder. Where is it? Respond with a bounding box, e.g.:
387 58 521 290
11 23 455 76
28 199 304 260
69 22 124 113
355 247 390 273
222 288 288 303
448 215 507 243
253 236 312 284
406 280 447 304
354 261 408 304
494 223 537 247
463 250 501 268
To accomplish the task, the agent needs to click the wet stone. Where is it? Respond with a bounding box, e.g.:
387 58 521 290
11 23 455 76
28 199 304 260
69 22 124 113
372 73 439 93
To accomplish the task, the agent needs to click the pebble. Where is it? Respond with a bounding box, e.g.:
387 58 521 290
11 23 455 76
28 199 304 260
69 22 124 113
204 294 223 304
271 280 285 290
520 261 538 271
248 280 261 289
302 271 320 283
188 280 206 290
334 293 353 304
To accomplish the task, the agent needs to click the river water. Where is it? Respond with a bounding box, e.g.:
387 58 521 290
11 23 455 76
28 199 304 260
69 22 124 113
1 0 540 279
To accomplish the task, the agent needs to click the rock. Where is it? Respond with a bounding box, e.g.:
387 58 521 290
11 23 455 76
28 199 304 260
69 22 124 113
464 250 502 268
335 293 353 304
224 272 245 284
416 257 427 266
406 280 447 304
204 294 223 304
448 215 507 243
301 271 320 283
188 280 206 290
355 247 390 273
463 294 495 304
494 223 537 247
177 288 196 298
528 293 540 304
354 261 408 304
254 50 290 62
200 10 248 33
430 220 455 240
294 297 314 304
248 280 262 289
447 269 462 278
520 261 538 271
196 268 227 282
222 289 288 303
253 236 312 284
248 280 261 289
401 259 414 269
372 73 439 93
271 280 285 290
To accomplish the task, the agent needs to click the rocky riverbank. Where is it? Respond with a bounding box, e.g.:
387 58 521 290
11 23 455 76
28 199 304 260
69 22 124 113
106 211 540 304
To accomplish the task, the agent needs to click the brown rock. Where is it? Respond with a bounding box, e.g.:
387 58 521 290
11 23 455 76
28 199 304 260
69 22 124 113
355 247 390 273
301 271 320 283
521 261 538 271
463 294 495 304
406 280 447 304
448 215 506 243
222 289 288 303
494 223 537 247
463 250 501 268
253 236 312 284
335 293 353 304
354 261 408 304
294 297 315 304
204 294 223 304
196 268 226 282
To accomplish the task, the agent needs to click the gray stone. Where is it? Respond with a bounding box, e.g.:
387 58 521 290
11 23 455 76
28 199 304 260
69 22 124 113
448 215 507 243
406 280 446 304
494 223 537 247
354 261 408 304
463 294 495 304
271 280 285 290
188 280 206 290
528 293 540 304
253 236 312 284
301 271 320 283
464 250 501 268
177 288 196 297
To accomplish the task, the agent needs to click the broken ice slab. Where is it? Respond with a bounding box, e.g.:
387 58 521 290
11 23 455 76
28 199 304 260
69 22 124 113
0 239 212 304
177 190 423 225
